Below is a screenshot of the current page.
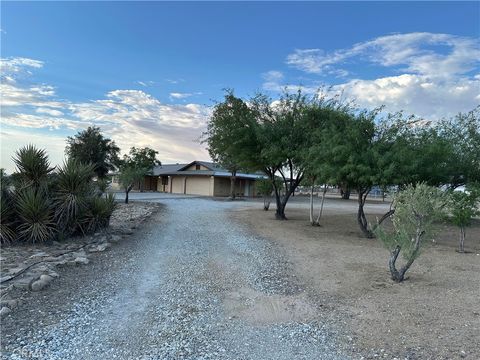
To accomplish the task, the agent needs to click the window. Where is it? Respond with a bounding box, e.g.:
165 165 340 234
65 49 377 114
195 164 201 170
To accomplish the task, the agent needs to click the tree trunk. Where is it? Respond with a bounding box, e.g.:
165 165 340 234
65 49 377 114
315 184 327 225
389 230 423 282
275 200 287 220
340 183 350 199
263 196 270 211
357 189 374 238
459 226 465 253
125 190 129 204
309 184 316 226
229 173 236 200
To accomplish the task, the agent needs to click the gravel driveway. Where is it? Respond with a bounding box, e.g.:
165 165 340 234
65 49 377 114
1 196 348 360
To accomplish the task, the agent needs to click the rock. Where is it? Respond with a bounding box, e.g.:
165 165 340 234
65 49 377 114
0 299 19 309
13 276 37 290
48 271 59 278
39 274 54 283
31 279 49 291
74 257 90 265
29 251 49 258
0 307 12 318
88 242 111 252
110 235 121 243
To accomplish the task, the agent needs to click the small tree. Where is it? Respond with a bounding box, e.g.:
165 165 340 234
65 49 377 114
118 165 146 204
375 183 447 282
126 147 161 192
448 185 480 253
65 126 120 180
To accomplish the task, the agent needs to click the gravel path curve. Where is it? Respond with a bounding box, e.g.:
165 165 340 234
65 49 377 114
1 197 348 360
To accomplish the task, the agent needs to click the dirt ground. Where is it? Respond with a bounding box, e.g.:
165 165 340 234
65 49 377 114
231 197 480 359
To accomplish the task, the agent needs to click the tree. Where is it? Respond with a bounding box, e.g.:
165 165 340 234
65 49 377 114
374 183 447 282
65 126 120 180
125 147 161 192
448 185 480 253
314 107 380 237
118 165 145 204
250 91 312 220
204 91 256 200
118 147 160 202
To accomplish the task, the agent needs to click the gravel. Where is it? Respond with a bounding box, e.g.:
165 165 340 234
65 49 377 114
1 197 348 359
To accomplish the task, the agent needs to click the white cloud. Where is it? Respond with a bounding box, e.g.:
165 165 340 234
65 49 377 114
0 58 211 172
286 32 480 78
137 80 155 87
271 32 480 119
0 57 44 79
169 92 202 100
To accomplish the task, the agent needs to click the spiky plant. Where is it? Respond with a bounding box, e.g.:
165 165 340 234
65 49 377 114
15 188 56 243
54 160 95 234
1 195 16 244
1 169 16 244
80 193 117 233
13 145 55 190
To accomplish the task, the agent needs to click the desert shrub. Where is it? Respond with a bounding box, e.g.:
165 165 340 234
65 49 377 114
12 145 54 190
54 160 95 235
374 183 447 282
448 185 480 253
80 193 117 233
15 188 56 243
0 170 16 244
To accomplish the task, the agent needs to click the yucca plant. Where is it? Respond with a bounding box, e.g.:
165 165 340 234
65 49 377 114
1 169 16 244
54 159 95 234
1 194 16 244
13 145 55 190
80 193 117 233
15 188 56 243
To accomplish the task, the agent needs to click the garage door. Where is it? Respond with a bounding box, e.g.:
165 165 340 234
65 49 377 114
185 176 210 196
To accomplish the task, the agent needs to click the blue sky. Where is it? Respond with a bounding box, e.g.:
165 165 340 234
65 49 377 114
1 2 479 172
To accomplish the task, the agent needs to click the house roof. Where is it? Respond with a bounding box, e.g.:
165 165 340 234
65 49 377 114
152 160 266 179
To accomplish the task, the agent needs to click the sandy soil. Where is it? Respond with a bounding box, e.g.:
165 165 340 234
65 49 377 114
231 197 480 359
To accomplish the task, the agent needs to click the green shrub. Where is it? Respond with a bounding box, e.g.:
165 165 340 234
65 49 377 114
12 145 54 190
15 188 56 243
80 193 117 233
54 160 95 234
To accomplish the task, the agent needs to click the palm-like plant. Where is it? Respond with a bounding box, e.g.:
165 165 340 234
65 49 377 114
1 169 16 244
13 145 55 190
54 160 95 233
16 188 56 243
80 193 117 233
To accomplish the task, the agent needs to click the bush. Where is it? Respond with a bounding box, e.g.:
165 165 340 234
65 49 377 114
54 160 95 235
375 183 447 282
15 188 56 243
80 193 117 233
2 145 118 245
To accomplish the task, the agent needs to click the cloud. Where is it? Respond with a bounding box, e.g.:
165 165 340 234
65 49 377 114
269 32 480 119
0 57 211 172
136 80 155 87
0 57 44 80
169 92 202 100
286 32 479 78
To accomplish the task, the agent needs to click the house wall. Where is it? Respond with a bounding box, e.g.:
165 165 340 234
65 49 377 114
213 177 258 197
184 164 210 171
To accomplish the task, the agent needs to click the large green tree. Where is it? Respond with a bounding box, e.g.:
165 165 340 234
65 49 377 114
204 92 255 199
65 126 120 180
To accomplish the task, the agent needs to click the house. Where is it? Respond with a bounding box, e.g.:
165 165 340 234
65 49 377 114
112 160 266 197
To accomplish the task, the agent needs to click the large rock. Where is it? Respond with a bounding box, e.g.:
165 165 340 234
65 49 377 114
0 307 12 318
74 257 90 265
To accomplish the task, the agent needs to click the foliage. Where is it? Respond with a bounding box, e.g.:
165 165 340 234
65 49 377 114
65 126 120 179
3 145 118 246
15 188 56 243
12 145 55 190
125 147 161 171
118 164 146 203
80 193 117 233
447 184 480 252
375 183 447 282
54 159 95 234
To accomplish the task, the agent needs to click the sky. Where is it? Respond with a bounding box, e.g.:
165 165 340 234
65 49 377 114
1 1 479 173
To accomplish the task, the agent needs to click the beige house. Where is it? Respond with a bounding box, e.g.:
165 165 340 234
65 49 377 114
112 160 265 197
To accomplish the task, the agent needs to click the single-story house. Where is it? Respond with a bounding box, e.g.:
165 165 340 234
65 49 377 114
112 160 266 197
